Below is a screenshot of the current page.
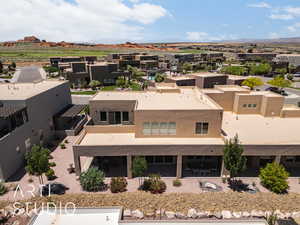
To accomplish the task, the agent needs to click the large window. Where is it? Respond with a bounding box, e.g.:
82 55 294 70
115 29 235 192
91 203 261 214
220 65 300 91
100 111 107 121
122 111 129 122
143 122 176 135
196 122 209 135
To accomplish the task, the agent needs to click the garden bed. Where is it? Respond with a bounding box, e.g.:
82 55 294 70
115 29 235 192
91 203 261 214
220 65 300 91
2 192 300 213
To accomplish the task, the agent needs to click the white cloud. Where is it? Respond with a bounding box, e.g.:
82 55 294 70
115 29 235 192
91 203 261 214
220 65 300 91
0 0 167 43
186 32 236 42
287 23 300 32
248 2 271 9
269 32 279 39
269 14 294 20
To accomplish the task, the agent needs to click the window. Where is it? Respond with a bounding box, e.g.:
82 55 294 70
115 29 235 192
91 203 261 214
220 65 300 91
252 104 257 108
142 122 176 135
100 111 107 121
122 112 129 122
243 104 247 108
168 122 176 135
151 122 160 135
143 122 151 135
159 122 168 135
248 104 252 108
196 122 209 135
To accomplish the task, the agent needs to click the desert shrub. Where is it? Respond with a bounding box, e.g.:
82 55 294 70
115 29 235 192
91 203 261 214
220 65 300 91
173 179 182 187
49 162 56 167
46 169 56 180
80 168 105 192
0 182 8 196
259 163 289 194
60 143 66 149
142 174 166 194
64 139 69 144
110 177 128 193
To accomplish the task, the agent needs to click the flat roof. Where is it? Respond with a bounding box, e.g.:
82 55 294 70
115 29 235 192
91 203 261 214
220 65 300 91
79 133 224 146
227 75 247 80
191 72 227 78
167 75 195 80
222 112 300 145
92 89 219 110
236 91 282 98
29 208 120 225
0 81 68 100
215 85 249 92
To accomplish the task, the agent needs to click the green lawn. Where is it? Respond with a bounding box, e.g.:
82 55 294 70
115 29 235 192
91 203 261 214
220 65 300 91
0 75 12 79
101 83 142 91
0 46 114 62
101 85 117 91
71 90 97 95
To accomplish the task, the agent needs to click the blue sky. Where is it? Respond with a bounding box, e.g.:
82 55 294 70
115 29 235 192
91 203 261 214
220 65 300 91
1 0 300 43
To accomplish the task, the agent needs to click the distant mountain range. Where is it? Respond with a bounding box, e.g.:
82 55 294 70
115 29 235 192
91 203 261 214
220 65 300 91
221 37 300 44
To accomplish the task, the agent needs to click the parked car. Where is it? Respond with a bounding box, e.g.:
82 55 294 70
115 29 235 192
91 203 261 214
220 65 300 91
293 73 300 78
265 87 288 96
41 183 68 196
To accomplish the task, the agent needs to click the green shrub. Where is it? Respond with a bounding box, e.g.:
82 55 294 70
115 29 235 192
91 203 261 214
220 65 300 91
0 182 8 196
287 74 294 81
46 169 56 180
80 168 105 192
64 139 69 144
259 162 289 194
49 162 56 167
142 174 166 194
110 177 128 193
60 143 66 149
173 179 182 187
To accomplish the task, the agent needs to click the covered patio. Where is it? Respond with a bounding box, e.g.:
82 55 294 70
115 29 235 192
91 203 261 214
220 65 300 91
54 104 88 136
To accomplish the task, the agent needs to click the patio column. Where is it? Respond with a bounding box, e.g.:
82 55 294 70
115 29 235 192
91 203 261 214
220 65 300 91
275 155 282 164
176 155 182 178
74 155 82 176
127 155 133 179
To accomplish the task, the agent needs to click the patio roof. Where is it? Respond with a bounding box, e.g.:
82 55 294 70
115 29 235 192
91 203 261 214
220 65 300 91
0 104 25 118
60 104 87 117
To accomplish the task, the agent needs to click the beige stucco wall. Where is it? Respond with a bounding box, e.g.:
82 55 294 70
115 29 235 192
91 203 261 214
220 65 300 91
206 91 236 111
233 94 263 114
261 96 284 117
281 109 300 118
134 109 223 138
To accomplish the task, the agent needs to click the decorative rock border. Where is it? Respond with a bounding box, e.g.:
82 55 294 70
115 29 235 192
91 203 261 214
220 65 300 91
123 208 300 220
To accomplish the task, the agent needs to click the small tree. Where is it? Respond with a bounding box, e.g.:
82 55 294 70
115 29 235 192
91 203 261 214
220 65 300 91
242 77 264 90
267 76 292 91
8 62 16 71
25 145 51 184
275 68 287 75
154 73 165 83
287 74 294 81
223 135 247 180
116 77 128 88
89 80 101 90
127 65 145 81
79 168 105 192
259 162 289 194
132 156 147 186
182 63 193 73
